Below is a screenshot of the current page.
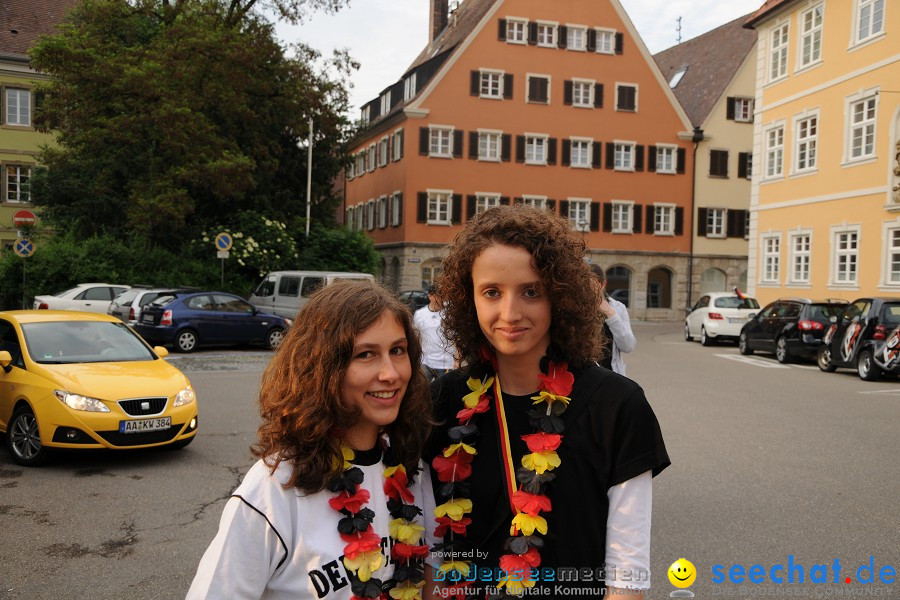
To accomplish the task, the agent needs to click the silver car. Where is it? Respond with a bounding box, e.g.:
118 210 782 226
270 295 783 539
108 288 178 326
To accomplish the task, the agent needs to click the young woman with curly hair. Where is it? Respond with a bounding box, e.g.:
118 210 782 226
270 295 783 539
188 281 439 600
427 206 669 600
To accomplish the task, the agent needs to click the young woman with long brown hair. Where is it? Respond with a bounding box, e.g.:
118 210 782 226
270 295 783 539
188 280 438 600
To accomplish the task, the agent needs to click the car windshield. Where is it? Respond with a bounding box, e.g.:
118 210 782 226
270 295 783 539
22 321 156 364
714 297 760 309
808 304 846 321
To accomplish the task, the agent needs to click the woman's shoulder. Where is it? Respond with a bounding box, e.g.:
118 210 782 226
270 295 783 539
572 363 642 400
234 458 304 503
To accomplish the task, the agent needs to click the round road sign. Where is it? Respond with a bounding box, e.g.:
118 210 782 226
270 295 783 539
214 232 233 252
13 238 36 258
12 209 36 228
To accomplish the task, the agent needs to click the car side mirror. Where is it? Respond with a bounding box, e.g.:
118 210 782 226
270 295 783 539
153 346 169 358
0 350 11 373
829 315 838 324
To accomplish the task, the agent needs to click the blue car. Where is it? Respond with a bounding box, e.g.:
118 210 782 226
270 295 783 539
134 291 290 353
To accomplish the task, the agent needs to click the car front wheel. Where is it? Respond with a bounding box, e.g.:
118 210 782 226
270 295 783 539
700 327 715 346
267 327 285 350
6 406 48 467
817 346 837 372
775 336 791 363
739 331 753 355
176 329 198 353
857 349 881 381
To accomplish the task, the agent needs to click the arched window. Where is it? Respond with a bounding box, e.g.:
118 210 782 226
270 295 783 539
699 268 727 295
421 258 442 289
646 267 672 308
605 266 632 307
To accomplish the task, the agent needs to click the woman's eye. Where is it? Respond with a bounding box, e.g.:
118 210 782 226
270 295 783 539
355 350 374 359
390 346 407 356
523 288 539 298
482 289 500 298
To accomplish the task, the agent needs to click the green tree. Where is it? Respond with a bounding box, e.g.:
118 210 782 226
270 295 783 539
29 0 355 251
299 225 380 274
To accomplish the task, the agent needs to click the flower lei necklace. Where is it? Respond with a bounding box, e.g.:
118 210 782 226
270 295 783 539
327 442 429 600
432 350 574 599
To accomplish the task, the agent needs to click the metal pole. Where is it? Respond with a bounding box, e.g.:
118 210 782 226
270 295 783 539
305 116 313 238
221 258 224 287
22 258 26 310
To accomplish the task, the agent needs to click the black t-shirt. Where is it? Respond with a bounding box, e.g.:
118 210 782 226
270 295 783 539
427 364 670 597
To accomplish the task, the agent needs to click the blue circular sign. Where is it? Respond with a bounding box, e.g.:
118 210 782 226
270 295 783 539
215 232 233 251
13 238 35 258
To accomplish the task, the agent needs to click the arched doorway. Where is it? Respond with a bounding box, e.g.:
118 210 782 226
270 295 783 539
421 258 442 289
699 268 727 295
646 267 672 308
605 266 632 307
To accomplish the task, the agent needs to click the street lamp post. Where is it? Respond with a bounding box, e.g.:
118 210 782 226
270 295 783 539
305 116 313 239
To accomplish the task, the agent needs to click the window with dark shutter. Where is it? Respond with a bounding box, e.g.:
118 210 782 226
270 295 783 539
470 71 480 96
635 145 644 172
528 76 549 104
562 140 571 166
617 85 636 111
726 208 740 238
615 32 624 54
453 130 463 158
587 29 597 51
498 19 507 41
419 127 429 155
500 196 510 205
516 135 525 163
675 207 684 235
726 97 736 121
632 205 642 233
677 148 686 174
451 194 462 224
502 134 512 162
547 138 557 165
547 199 556 212
697 208 708 236
590 203 600 232
469 132 478 160
648 146 657 172
738 152 752 179
528 22 538 44
504 74 514 99
645 205 655 233
559 201 569 218
592 142 602 168
417 192 428 223
467 195 477 220
396 193 403 226
605 143 615 169
603 203 613 232
594 84 604 108
564 81 573 105
709 149 729 177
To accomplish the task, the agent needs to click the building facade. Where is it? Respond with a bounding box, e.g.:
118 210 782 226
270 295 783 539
745 0 899 305
655 16 758 306
344 0 697 320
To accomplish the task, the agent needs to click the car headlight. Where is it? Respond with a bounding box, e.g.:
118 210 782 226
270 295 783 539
54 390 110 413
174 385 196 407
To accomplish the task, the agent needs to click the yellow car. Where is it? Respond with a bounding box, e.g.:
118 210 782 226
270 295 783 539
0 310 198 466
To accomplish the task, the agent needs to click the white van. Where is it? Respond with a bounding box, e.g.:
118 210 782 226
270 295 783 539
249 271 375 318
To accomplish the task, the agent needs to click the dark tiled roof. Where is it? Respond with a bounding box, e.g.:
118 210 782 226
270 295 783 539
0 0 78 57
653 14 757 127
745 0 795 28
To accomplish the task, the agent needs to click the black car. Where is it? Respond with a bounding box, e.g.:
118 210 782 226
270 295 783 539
399 290 429 312
739 298 847 363
817 297 900 381
134 291 291 353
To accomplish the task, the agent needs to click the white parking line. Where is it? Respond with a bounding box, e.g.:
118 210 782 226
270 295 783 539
714 353 790 368
791 364 820 370
858 388 900 395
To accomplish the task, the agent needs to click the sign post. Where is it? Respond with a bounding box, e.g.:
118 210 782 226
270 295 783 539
13 238 35 309
214 232 233 287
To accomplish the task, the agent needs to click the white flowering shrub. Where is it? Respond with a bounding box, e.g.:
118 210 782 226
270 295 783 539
195 211 300 278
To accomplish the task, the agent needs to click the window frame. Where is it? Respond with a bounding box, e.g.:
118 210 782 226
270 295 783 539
615 83 638 112
569 137 592 169
567 198 591 232
506 18 528 44
378 195 388 229
793 113 818 173
428 126 454 158
769 21 790 83
613 141 636 171
845 91 878 163
479 69 504 100
4 87 32 127
4 163 32 204
566 25 587 51
761 234 782 284
571 78 595 108
392 128 403 162
881 219 900 288
518 195 547 210
706 208 727 238
475 193 501 215
403 73 417 101
377 136 389 168
367 144 376 172
798 3 824 69
656 144 677 174
478 129 502 162
734 98 754 122
764 122 785 180
366 199 376 231
853 0 885 46
390 191 402 227
654 203 676 236
536 21 558 47
524 134 549 166
426 189 453 226
611 201 634 234
830 226 861 287
594 28 616 54
788 231 813 285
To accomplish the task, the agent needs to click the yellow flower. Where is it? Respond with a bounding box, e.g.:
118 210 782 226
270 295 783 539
463 376 494 408
511 512 548 536
343 549 384 582
437 560 471 578
335 444 355 470
389 580 426 599
389 518 425 545
384 464 406 478
434 498 473 521
443 442 477 457
531 390 571 408
499 576 537 595
521 451 561 474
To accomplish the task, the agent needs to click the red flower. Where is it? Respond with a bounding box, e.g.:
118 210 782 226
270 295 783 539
384 469 415 503
391 543 430 560
521 432 562 453
511 490 552 515
499 546 541 574
456 397 489 422
538 361 574 396
341 527 382 558
434 516 472 537
328 486 370 513
432 451 474 483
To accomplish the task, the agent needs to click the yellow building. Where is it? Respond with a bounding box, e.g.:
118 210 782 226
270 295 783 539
0 0 75 248
745 0 899 305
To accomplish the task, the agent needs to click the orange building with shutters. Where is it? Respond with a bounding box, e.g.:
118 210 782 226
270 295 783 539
344 0 697 319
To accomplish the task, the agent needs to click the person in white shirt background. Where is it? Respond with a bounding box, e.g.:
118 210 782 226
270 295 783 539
590 264 637 376
412 285 456 382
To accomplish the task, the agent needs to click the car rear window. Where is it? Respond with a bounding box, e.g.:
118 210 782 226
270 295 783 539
881 304 900 326
714 297 760 309
808 304 845 321
113 289 139 303
149 294 180 307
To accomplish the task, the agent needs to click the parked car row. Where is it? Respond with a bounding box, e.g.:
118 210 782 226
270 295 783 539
687 293 900 381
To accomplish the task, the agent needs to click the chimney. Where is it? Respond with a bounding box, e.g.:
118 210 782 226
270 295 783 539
430 0 449 43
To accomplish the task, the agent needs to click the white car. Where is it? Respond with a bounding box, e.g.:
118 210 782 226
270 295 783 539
33 283 130 314
685 292 760 346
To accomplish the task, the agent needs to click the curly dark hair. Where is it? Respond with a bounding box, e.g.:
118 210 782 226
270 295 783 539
438 205 603 369
252 280 433 493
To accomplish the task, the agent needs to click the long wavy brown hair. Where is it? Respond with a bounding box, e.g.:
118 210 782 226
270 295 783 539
253 280 432 493
438 205 603 369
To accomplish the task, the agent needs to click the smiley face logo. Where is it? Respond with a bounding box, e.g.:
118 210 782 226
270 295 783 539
668 558 697 588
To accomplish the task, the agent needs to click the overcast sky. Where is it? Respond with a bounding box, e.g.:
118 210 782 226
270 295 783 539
276 0 764 114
